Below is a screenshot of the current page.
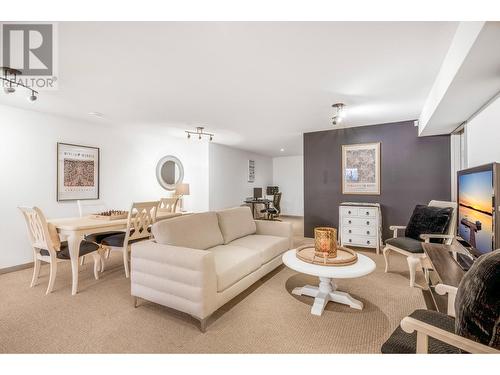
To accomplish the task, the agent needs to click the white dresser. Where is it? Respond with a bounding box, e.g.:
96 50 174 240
339 202 382 254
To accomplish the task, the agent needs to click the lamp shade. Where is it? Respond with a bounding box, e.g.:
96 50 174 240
175 183 190 196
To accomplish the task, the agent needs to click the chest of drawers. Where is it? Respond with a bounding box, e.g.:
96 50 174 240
339 203 382 254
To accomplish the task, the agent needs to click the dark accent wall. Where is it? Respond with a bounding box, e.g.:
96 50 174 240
304 120 451 239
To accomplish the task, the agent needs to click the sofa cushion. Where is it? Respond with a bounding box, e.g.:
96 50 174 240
216 207 257 244
152 212 224 250
209 244 261 292
230 234 289 264
405 205 453 242
455 249 500 350
385 237 424 254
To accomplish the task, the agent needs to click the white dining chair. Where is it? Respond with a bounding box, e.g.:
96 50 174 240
19 206 102 294
158 197 179 213
77 199 108 217
100 201 159 278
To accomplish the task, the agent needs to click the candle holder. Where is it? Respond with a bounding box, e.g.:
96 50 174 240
314 227 337 258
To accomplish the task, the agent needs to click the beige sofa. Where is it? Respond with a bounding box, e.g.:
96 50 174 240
130 206 293 331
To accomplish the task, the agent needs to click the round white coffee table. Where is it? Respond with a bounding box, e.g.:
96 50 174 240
282 249 376 316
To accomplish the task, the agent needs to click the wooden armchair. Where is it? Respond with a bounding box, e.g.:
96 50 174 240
382 250 500 354
383 200 457 287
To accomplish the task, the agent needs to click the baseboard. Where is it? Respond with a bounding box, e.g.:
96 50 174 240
0 262 33 275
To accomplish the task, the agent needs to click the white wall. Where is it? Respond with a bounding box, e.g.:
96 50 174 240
208 143 273 210
0 105 209 269
466 94 500 167
272 156 303 216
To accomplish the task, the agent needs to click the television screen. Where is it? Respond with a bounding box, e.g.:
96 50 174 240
458 168 494 254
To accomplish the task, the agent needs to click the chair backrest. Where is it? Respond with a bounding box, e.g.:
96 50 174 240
158 197 179 213
18 206 57 255
273 192 282 212
77 200 108 217
124 201 159 244
429 200 458 244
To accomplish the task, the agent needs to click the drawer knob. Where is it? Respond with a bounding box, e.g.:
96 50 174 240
349 239 352 243
348 230 352 233
366 230 370 235
348 210 351 214
366 211 369 215
367 240 371 244
348 220 352 224
366 221 370 225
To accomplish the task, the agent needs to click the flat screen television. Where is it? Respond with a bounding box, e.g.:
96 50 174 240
457 163 500 254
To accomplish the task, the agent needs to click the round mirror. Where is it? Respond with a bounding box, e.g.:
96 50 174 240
156 155 184 191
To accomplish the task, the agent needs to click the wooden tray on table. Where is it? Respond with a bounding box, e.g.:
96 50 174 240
296 245 358 266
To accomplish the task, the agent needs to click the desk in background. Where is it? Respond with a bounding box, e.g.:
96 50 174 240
243 198 272 219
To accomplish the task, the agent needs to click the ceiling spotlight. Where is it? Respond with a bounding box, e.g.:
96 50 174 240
28 91 37 102
332 103 346 126
280 148 285 152
185 126 214 141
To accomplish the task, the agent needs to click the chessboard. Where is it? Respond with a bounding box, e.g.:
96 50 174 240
91 210 129 220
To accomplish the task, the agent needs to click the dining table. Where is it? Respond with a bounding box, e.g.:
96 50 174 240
47 211 181 295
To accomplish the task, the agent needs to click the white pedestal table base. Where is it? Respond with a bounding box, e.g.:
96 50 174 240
292 276 363 316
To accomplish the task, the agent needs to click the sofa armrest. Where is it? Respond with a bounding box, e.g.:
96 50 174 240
130 240 217 319
400 316 499 354
389 225 406 238
255 220 293 249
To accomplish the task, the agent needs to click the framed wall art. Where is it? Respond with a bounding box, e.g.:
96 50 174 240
248 160 255 182
57 142 100 201
342 142 380 195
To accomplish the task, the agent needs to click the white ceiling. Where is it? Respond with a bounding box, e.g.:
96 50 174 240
0 22 458 156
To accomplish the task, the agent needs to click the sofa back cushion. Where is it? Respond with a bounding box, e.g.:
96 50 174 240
455 249 500 349
405 205 452 242
216 207 257 244
152 212 224 250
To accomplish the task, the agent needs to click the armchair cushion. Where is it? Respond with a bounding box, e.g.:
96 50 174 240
455 249 500 349
385 237 424 253
405 205 453 242
381 309 459 354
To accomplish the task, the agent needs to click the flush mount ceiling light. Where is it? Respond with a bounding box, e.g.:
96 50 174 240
186 127 214 141
88 111 105 118
1 66 39 102
331 103 346 125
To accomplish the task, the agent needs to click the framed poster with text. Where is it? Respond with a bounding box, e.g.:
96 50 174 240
57 143 100 201
342 142 380 195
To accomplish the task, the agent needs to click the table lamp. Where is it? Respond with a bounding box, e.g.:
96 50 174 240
175 183 190 212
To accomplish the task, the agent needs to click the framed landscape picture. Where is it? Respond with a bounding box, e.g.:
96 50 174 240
342 142 380 195
57 143 100 201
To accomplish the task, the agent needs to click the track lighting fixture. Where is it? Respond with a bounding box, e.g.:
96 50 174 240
1 66 39 101
28 91 38 102
331 103 346 125
185 127 214 141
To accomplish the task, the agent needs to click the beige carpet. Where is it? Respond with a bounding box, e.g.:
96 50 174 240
0 217 425 353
